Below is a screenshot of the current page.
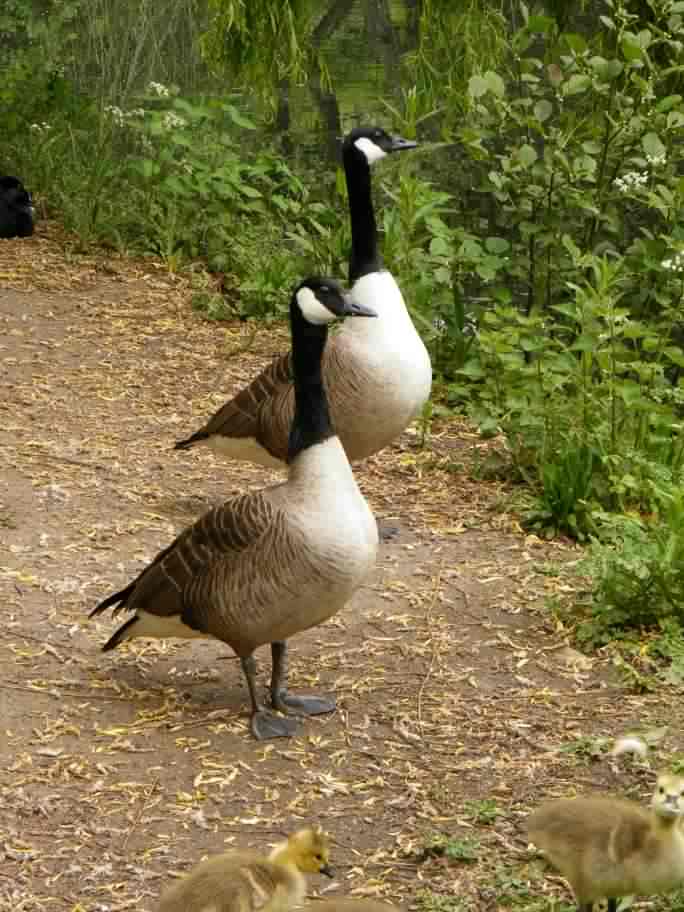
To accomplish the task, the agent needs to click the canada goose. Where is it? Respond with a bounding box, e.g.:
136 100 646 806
157 826 333 912
527 773 684 912
89 276 379 739
0 176 34 239
175 126 432 481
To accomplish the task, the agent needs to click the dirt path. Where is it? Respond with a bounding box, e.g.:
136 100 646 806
1 229 682 912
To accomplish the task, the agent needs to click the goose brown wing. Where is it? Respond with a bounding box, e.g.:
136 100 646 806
175 351 295 459
90 492 277 622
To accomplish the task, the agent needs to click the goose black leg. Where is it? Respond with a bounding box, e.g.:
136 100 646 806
270 641 336 716
240 654 300 739
607 900 618 912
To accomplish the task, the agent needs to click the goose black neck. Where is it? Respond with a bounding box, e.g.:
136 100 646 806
287 303 334 463
344 146 382 283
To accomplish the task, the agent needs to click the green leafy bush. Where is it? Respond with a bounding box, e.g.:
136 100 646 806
580 491 684 636
448 0 684 536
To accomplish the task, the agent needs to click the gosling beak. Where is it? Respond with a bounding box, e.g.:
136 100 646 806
320 864 334 878
344 295 377 318
389 134 418 152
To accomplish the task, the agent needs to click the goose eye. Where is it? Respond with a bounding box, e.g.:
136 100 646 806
659 786 666 794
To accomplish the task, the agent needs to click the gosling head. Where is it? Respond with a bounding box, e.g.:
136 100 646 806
651 773 684 820
275 825 333 877
294 276 376 326
343 126 418 167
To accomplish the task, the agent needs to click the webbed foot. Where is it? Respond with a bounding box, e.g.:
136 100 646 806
250 710 302 740
271 690 336 716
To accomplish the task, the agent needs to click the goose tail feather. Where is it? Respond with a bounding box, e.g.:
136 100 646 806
89 582 135 618
102 615 139 652
174 430 208 450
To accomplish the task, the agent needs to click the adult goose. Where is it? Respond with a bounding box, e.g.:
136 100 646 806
175 126 432 475
90 277 379 740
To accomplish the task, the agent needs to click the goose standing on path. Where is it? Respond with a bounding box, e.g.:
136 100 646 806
90 277 379 740
175 127 432 491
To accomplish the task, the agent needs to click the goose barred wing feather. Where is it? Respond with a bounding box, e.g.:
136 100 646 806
176 351 295 459
91 492 277 623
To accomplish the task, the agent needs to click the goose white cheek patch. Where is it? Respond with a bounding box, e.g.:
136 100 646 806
296 287 336 325
354 137 387 164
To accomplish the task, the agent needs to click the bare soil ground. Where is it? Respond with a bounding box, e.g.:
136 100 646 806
1 228 683 912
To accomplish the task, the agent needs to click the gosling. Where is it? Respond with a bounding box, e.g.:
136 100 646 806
308 901 401 912
527 773 684 912
157 826 332 912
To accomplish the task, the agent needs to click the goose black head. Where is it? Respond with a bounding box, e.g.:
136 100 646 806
0 176 35 239
343 126 418 167
294 276 377 325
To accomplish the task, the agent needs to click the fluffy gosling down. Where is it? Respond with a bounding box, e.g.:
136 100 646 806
527 773 684 912
89 277 379 739
309 901 401 912
157 826 332 912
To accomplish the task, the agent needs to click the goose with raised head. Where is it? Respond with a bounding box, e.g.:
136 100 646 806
175 126 432 481
157 826 332 912
527 773 684 912
90 277 379 740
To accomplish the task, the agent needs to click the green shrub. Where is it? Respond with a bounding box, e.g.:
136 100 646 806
580 491 684 636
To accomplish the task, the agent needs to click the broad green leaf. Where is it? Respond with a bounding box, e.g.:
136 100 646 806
518 144 538 166
485 236 510 254
564 33 588 54
429 236 451 257
239 185 262 199
468 75 489 98
534 99 553 122
621 35 644 61
564 74 591 96
642 132 666 159
656 95 682 112
484 70 506 97
224 104 257 130
527 15 554 33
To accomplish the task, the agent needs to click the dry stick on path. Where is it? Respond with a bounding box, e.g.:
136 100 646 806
417 564 443 730
121 777 160 853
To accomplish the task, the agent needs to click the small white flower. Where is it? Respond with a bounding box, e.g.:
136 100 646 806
162 112 187 130
432 317 447 333
148 80 170 97
104 104 125 127
646 153 666 167
30 122 52 133
663 253 684 273
614 170 649 193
